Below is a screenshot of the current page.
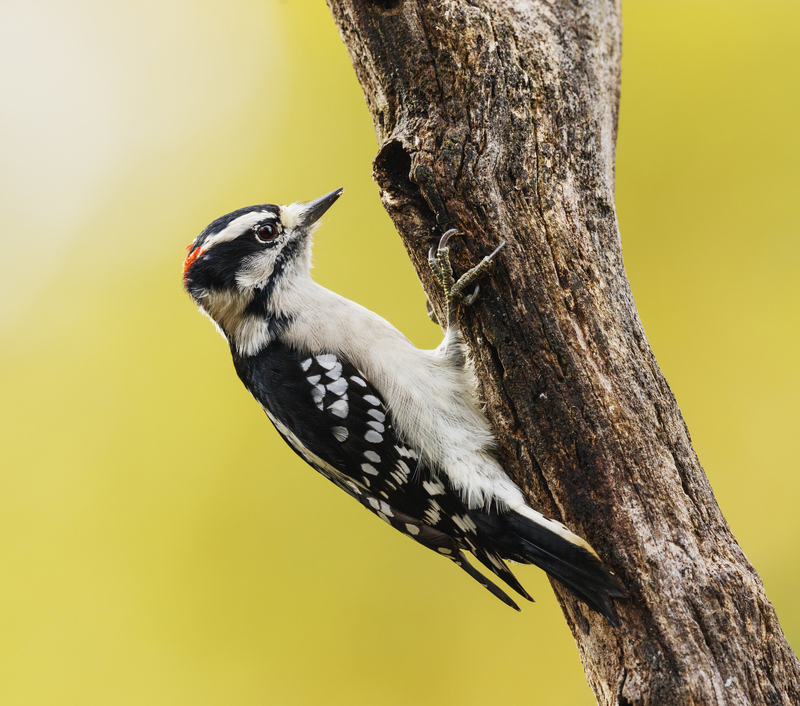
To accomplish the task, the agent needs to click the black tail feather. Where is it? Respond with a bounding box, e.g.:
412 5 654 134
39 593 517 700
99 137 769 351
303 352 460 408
514 537 623 627
470 509 625 626
472 547 534 602
450 550 522 611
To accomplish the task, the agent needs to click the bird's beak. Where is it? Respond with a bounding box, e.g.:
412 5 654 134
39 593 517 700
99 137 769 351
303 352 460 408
300 188 344 228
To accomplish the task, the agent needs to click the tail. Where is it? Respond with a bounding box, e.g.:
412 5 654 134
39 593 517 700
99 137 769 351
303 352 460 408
470 508 626 626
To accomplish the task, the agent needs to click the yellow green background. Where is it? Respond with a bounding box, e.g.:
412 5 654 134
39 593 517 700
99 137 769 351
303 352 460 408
1 1 797 703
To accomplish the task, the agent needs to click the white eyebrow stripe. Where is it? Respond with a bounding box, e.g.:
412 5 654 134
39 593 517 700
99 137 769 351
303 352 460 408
202 211 276 251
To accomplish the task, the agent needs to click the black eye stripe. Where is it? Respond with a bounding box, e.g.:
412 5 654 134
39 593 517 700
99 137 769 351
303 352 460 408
242 237 301 317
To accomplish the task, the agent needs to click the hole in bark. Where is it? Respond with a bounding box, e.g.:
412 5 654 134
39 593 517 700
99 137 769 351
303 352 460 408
373 139 438 240
366 0 403 12
374 139 412 194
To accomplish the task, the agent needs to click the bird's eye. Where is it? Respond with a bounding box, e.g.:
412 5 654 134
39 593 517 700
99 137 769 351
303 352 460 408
254 224 278 244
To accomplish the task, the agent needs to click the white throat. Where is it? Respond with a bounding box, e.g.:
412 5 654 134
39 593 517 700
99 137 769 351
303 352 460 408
199 253 314 357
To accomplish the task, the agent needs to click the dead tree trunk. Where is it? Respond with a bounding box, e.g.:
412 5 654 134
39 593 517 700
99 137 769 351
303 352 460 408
325 1 800 703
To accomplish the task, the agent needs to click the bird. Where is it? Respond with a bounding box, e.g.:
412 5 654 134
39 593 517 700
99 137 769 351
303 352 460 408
182 187 625 623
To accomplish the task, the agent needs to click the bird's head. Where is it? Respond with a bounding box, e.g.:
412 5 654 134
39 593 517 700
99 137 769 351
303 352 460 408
183 187 343 352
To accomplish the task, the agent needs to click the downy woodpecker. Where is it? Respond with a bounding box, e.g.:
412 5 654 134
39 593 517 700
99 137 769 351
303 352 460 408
183 188 624 623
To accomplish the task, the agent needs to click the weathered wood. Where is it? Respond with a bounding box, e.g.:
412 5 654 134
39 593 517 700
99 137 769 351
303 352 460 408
325 1 800 703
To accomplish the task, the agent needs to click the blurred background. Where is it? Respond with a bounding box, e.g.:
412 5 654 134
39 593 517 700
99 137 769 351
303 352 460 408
0 0 797 703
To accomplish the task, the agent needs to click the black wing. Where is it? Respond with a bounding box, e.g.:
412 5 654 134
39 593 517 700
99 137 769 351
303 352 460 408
233 340 531 609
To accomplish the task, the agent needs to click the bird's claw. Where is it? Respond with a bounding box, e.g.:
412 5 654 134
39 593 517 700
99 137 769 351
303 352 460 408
427 230 505 328
461 284 480 307
438 229 458 251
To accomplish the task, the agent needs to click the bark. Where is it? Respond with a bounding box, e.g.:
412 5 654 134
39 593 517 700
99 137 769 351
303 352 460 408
325 1 800 703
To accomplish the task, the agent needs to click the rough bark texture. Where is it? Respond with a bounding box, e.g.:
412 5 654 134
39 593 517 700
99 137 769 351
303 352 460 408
325 1 799 704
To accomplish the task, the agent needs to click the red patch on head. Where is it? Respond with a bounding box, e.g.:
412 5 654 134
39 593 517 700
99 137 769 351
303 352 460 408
183 244 205 281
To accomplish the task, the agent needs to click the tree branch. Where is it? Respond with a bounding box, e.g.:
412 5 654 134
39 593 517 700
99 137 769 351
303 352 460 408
326 0 800 702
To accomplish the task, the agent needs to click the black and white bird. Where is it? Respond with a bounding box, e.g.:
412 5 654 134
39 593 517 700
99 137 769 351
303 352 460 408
183 188 625 623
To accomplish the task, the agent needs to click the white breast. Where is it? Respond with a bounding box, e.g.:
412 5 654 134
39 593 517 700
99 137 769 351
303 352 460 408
278 279 528 511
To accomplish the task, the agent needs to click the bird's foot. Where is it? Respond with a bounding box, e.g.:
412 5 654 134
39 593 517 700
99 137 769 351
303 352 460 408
427 230 505 328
